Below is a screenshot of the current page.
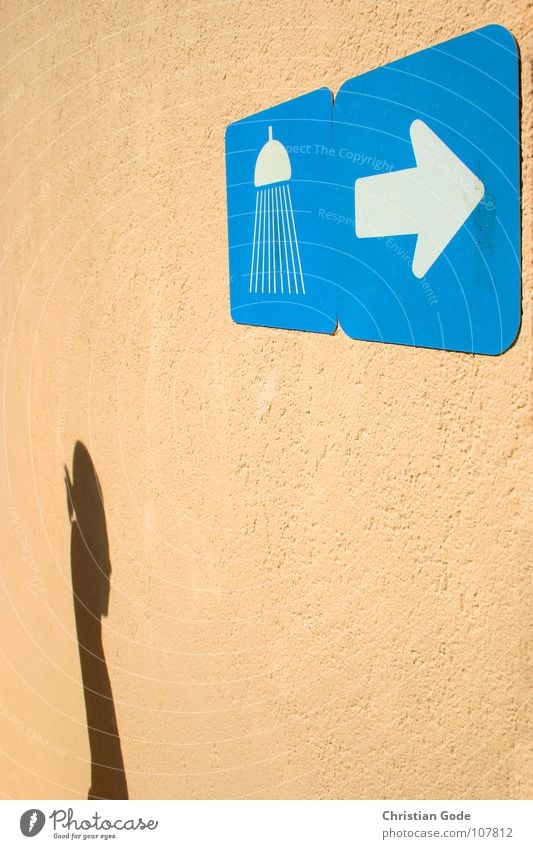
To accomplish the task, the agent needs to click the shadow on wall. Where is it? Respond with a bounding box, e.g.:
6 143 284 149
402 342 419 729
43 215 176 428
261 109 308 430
65 441 128 800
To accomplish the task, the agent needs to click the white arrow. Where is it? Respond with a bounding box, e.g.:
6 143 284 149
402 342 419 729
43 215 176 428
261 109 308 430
355 119 485 278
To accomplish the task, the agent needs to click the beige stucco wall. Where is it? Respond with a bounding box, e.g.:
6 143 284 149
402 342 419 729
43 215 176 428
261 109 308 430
0 0 531 800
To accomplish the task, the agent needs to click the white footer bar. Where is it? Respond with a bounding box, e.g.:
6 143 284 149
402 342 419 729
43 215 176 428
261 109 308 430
2 799 531 848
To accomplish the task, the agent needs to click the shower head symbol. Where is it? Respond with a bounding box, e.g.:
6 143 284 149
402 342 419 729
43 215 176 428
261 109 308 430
249 126 305 297
254 126 291 187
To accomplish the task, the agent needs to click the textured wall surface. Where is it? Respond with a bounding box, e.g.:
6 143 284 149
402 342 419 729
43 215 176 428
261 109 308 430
0 0 531 800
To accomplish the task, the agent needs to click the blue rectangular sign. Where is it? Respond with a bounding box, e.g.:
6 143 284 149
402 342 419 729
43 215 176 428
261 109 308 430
225 25 520 355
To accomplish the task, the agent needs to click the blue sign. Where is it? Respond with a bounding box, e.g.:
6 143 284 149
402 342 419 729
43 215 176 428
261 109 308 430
225 87 337 334
225 25 520 355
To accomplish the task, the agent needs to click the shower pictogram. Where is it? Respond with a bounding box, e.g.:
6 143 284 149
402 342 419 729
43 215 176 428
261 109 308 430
249 126 305 297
